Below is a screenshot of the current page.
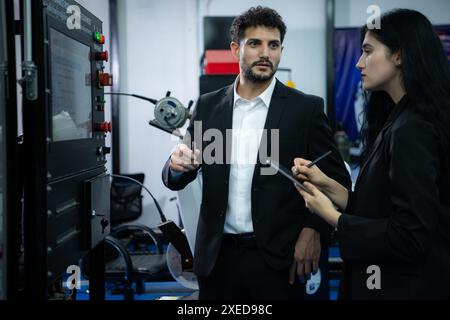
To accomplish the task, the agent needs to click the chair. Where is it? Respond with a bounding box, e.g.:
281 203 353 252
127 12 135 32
110 173 145 227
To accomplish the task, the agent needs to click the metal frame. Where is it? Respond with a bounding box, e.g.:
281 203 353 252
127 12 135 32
109 0 120 174
5 0 21 300
22 0 48 299
326 0 336 131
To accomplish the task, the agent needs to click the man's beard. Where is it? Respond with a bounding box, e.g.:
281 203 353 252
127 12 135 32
242 60 277 83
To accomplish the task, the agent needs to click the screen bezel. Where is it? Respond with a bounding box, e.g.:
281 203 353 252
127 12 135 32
45 15 106 180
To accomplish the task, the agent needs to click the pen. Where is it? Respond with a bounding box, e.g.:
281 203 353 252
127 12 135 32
306 150 333 168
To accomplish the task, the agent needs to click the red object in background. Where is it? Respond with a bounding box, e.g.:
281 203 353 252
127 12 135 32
204 50 239 75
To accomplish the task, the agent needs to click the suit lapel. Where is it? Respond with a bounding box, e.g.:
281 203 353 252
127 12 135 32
356 96 408 185
252 80 288 185
221 84 234 130
218 84 234 182
357 127 388 183
261 80 288 132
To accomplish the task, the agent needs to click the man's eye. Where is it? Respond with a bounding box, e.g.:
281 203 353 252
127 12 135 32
270 43 280 49
249 42 258 47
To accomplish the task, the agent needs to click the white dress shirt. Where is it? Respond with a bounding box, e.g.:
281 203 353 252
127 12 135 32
223 76 277 234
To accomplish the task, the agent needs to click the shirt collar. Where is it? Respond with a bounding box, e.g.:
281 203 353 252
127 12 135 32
233 75 277 108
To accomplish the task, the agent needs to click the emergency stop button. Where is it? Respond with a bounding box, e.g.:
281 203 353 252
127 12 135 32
95 51 109 62
96 122 112 133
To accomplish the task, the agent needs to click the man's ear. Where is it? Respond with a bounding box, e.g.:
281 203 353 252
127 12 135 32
230 41 240 61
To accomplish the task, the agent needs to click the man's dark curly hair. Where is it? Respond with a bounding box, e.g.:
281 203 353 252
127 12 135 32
230 6 287 44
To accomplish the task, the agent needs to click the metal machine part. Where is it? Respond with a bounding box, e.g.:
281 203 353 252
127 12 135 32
152 93 190 131
106 91 193 138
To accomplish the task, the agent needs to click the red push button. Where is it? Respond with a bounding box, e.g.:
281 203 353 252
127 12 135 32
98 71 113 87
96 122 112 133
95 51 109 62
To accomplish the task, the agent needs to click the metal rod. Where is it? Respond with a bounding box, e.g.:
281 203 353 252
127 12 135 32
23 0 31 62
0 0 7 63
21 0 37 101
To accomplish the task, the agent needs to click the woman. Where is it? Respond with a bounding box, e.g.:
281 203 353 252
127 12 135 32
294 9 450 299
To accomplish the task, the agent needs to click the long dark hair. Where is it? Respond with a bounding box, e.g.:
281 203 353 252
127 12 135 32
360 9 450 161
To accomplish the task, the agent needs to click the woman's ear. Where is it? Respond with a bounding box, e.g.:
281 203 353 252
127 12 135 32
393 50 402 67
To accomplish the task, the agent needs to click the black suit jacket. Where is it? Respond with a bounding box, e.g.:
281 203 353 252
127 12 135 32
162 80 351 277
337 96 450 299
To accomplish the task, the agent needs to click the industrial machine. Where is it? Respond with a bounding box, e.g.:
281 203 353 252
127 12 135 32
21 0 112 299
13 0 194 300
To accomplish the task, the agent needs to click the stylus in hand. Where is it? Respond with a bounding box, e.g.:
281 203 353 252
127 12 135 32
306 150 333 168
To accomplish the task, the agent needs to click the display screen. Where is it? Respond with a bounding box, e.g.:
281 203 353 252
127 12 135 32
50 28 92 142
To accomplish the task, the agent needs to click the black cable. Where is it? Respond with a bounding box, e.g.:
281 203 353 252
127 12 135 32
111 174 167 223
104 92 158 105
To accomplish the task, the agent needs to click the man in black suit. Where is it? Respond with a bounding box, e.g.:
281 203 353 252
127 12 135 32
162 6 351 299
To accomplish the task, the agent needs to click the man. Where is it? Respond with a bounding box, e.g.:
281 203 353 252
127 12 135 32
162 6 351 299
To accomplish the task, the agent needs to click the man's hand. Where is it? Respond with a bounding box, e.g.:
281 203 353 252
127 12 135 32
289 227 321 284
169 144 200 173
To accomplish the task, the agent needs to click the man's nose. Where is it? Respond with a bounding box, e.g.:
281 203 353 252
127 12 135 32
259 44 270 59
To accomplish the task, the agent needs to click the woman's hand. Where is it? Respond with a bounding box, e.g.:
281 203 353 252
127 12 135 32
297 182 341 228
292 158 331 192
292 157 350 210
